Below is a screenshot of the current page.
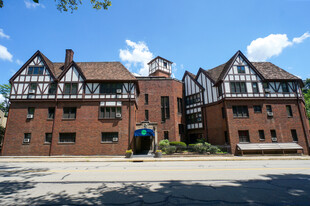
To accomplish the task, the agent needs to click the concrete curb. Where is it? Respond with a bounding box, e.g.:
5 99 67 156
0 156 310 163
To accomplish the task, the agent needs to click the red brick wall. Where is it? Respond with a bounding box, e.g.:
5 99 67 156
225 99 309 155
204 102 227 145
137 78 183 143
2 101 136 156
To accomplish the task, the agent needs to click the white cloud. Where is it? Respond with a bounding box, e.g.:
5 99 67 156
0 94 4 103
16 59 23 65
0 28 10 39
24 0 45 9
293 32 310 44
247 32 310 61
0 45 13 62
119 40 153 76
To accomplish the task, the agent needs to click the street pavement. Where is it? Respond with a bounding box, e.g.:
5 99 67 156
0 160 310 205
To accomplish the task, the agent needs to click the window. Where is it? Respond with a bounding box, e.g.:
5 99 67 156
271 130 277 140
29 83 37 93
99 83 122 94
145 94 149 105
48 83 57 94
281 82 289 93
101 132 118 143
63 107 76 119
252 82 259 93
218 85 223 96
286 105 293 117
145 110 149 121
291 130 298 142
59 133 76 143
23 133 31 144
259 130 265 140
186 113 202 124
99 107 121 119
253 105 262 113
164 131 169 140
28 107 35 115
177 98 183 114
163 61 167 68
222 107 226 118
178 124 184 134
45 133 52 144
28 66 44 75
230 82 247 93
185 93 201 105
263 82 270 89
266 105 272 112
224 131 229 144
48 107 55 119
237 66 245 73
64 83 78 94
238 130 250 143
232 106 249 117
161 96 170 121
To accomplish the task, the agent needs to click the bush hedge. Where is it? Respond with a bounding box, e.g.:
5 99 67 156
169 141 187 152
165 146 176 154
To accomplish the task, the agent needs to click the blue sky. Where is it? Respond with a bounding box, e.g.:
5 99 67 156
0 0 310 88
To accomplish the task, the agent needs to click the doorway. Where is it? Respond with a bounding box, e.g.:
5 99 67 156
135 136 153 155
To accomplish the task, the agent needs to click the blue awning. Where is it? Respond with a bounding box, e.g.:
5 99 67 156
134 129 155 137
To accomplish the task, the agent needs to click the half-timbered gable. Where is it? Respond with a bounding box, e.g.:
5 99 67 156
10 51 56 100
57 63 84 99
182 71 204 130
196 68 219 104
219 52 265 99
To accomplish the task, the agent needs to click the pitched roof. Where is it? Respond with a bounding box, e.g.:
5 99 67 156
45 62 136 81
187 71 196 79
201 51 300 83
251 62 299 80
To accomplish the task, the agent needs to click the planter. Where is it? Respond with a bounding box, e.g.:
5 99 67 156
125 152 133 158
154 152 162 158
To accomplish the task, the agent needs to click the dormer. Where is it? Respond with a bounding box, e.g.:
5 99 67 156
148 56 172 78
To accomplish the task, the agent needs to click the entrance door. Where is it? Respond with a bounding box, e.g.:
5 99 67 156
135 136 152 154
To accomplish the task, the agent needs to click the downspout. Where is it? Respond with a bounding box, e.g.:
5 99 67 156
49 100 57 156
128 81 132 150
296 82 310 154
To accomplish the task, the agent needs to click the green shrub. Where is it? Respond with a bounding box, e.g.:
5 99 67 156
165 146 176 154
196 138 206 144
208 145 218 154
187 144 196 152
159 139 170 149
193 143 206 154
169 141 187 152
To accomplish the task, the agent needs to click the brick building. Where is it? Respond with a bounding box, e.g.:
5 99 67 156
183 50 310 155
1 49 310 156
1 50 183 156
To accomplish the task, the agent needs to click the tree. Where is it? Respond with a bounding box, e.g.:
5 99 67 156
0 125 4 145
0 84 11 115
303 78 310 94
0 0 112 13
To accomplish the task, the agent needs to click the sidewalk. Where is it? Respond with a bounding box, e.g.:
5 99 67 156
0 155 310 162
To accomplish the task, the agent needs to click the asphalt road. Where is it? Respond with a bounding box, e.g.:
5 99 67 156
1 160 310 205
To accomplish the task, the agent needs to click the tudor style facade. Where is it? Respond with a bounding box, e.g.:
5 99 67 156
183 50 310 155
1 49 310 156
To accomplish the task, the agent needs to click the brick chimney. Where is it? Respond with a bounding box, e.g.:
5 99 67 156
64 49 74 69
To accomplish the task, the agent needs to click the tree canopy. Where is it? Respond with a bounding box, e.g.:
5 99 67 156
0 0 112 13
302 78 310 120
0 84 10 115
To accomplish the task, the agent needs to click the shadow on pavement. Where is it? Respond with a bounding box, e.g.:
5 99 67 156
0 172 309 205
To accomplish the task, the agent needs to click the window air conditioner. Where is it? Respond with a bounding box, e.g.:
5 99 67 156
271 137 277 142
28 89 35 94
112 137 118 142
116 113 122 118
264 88 270 93
23 138 30 143
27 114 34 119
116 89 122 94
267 112 273 117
